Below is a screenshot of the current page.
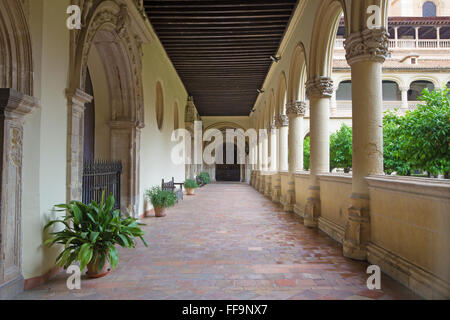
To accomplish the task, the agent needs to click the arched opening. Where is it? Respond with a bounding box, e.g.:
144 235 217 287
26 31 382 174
216 143 241 182
422 1 437 17
83 68 95 161
408 80 435 101
382 81 401 101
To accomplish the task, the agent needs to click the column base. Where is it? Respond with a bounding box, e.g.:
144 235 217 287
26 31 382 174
304 186 320 228
0 275 24 300
343 193 370 261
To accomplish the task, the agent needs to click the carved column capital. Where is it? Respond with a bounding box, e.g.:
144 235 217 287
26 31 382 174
275 114 289 128
399 86 409 92
0 88 38 117
286 101 307 117
306 77 334 100
344 28 389 66
66 88 93 116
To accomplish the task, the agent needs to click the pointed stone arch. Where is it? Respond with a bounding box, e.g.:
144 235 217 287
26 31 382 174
0 0 37 298
287 43 308 103
66 0 151 215
276 72 288 117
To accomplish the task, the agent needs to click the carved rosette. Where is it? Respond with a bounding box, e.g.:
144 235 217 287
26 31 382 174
286 101 307 117
306 77 334 100
275 114 289 128
344 28 389 66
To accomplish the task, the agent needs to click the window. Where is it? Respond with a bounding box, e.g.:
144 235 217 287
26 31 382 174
155 81 164 130
408 80 435 101
336 80 352 101
422 1 437 17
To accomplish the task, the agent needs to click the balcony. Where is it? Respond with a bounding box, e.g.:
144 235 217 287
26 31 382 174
335 38 450 50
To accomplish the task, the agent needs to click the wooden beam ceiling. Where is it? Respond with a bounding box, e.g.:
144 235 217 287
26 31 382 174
144 0 298 116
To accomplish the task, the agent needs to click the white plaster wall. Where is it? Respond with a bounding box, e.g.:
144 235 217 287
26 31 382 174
22 0 70 279
139 31 188 215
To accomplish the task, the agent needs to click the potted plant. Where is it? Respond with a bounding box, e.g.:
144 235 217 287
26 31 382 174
145 186 177 217
198 172 211 185
43 192 148 278
184 179 198 195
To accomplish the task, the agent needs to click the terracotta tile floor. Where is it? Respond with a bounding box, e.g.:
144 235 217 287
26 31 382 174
16 183 420 300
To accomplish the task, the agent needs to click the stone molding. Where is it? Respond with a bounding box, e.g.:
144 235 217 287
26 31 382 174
305 77 334 99
275 114 289 128
286 101 307 117
0 88 37 299
344 28 389 66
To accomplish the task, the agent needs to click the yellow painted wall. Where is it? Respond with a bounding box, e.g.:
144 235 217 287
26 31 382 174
22 0 70 279
139 28 188 215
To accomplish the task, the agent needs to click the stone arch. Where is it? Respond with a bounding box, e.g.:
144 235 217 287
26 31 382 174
67 1 149 215
287 42 308 103
0 0 37 298
308 0 345 80
0 0 33 95
268 90 276 126
276 72 288 116
406 76 440 89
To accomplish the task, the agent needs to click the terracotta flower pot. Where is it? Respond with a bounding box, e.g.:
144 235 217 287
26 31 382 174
155 207 166 217
86 257 111 279
186 188 196 195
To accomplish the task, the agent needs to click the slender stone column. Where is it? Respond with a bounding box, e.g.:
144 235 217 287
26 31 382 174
330 85 338 116
276 114 289 172
304 77 332 227
262 128 268 172
283 101 307 212
400 86 409 110
0 89 37 299
343 28 388 260
269 124 277 171
66 88 93 202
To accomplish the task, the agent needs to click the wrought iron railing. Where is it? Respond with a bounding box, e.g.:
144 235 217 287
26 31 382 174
82 160 122 210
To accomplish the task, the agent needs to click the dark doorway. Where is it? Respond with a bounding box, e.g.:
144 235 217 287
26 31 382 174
83 68 95 161
216 143 240 182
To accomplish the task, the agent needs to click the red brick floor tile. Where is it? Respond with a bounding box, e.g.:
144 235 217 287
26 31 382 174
16 183 421 300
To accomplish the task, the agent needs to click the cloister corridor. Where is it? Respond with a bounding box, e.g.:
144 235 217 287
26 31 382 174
16 184 419 300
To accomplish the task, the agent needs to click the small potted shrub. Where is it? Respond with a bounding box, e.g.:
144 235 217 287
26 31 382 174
145 186 177 217
198 172 211 185
44 192 147 278
184 179 198 195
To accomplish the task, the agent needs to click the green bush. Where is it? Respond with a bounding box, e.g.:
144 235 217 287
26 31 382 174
303 136 310 170
198 172 210 184
330 124 352 172
44 192 147 273
184 179 198 189
145 186 177 208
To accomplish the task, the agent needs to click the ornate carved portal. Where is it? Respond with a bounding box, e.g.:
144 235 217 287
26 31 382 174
0 0 36 299
67 0 151 216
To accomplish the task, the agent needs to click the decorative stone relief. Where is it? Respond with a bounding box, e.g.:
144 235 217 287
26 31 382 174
344 28 389 66
306 77 334 99
0 88 37 299
286 101 307 116
275 114 289 128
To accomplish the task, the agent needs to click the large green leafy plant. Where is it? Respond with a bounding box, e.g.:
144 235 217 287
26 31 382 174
44 193 147 273
145 186 177 208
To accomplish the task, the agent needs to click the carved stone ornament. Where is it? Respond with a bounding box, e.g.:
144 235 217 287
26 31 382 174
185 96 196 123
344 28 389 66
306 77 334 99
286 101 307 116
275 114 289 127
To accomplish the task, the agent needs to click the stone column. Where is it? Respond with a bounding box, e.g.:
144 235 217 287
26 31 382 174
400 86 409 110
0 89 37 299
343 28 388 260
304 77 332 227
276 114 289 172
269 124 277 171
283 101 307 212
330 85 338 116
110 120 142 217
66 88 93 202
262 128 268 172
